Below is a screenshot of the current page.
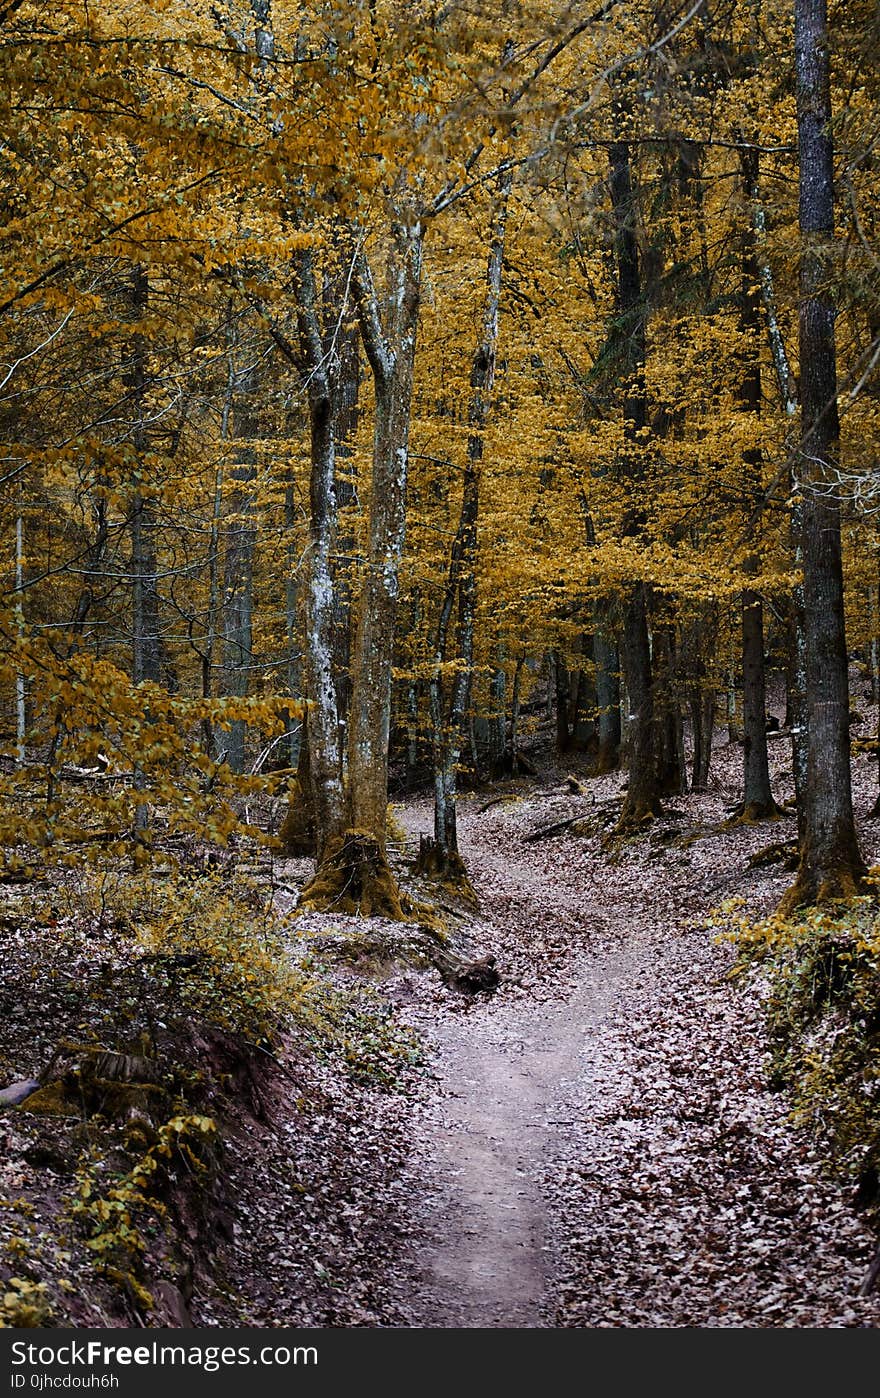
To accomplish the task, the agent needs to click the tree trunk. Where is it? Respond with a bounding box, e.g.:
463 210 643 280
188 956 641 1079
295 249 346 857
594 615 621 773
553 650 572 754
782 0 865 909
425 172 511 890
220 355 258 774
128 264 159 842
14 501 25 765
608 128 662 829
654 623 685 796
753 175 804 820
488 656 507 778
735 147 779 822
620 583 659 824
347 214 424 843
329 284 359 736
509 652 525 771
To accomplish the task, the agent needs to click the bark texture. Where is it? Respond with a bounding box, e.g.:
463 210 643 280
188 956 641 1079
782 0 865 908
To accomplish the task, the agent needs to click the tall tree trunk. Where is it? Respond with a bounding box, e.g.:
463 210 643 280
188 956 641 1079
201 325 235 759
782 0 865 908
347 212 424 841
295 249 346 857
14 499 25 765
302 211 423 919
424 173 511 887
330 279 359 736
221 358 258 773
128 264 159 842
753 185 806 822
609 132 662 828
737 147 779 822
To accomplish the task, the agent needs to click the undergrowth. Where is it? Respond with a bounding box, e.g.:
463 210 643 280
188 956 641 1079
728 896 880 1209
1 860 423 1325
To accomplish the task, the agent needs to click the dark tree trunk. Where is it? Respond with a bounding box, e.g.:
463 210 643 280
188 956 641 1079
553 650 571 754
594 616 621 773
608 130 662 828
741 590 779 818
653 623 685 796
782 0 865 908
736 147 780 822
427 172 511 889
488 657 507 778
621 585 659 823
690 687 715 794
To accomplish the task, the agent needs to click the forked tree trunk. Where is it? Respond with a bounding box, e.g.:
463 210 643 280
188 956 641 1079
300 211 424 918
782 0 865 909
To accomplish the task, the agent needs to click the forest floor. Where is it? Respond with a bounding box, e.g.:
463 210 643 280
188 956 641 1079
276 727 880 1329
4 722 880 1328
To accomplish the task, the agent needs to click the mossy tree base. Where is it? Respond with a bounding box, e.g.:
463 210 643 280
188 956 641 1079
777 862 868 917
300 831 410 920
724 798 786 827
413 835 479 908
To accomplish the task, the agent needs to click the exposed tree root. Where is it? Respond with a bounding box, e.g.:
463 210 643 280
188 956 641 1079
747 839 800 871
299 831 410 920
613 798 662 837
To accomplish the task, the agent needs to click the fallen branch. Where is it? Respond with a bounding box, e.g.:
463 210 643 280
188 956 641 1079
524 815 581 843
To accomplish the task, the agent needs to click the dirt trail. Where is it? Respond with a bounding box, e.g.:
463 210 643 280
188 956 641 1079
402 951 635 1327
391 779 880 1329
395 794 640 1328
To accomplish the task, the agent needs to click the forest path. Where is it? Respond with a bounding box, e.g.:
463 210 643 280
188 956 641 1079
396 941 637 1327
389 774 880 1329
392 789 642 1328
